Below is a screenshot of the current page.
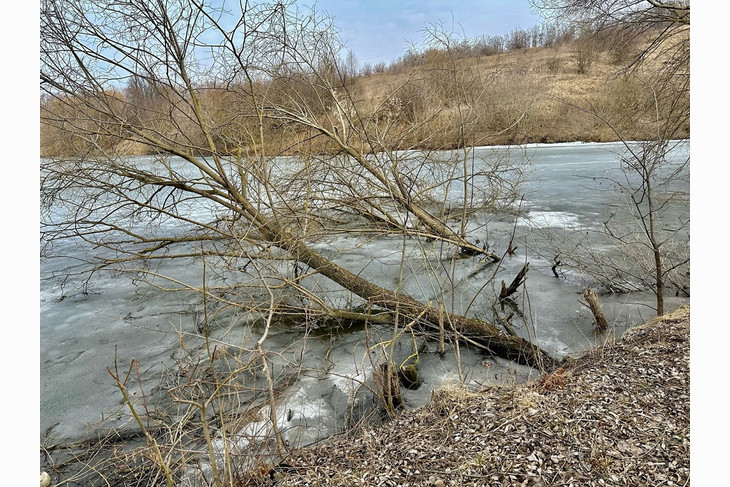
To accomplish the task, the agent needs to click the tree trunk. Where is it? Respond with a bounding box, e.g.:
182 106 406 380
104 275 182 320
287 237 554 369
654 247 664 316
583 288 608 332
377 363 403 411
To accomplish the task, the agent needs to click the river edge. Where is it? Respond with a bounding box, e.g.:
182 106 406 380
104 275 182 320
41 305 690 485
262 305 691 486
39 139 690 483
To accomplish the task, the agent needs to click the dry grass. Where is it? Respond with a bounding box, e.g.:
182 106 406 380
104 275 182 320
350 38 688 147
261 306 690 486
40 305 690 486
40 35 689 158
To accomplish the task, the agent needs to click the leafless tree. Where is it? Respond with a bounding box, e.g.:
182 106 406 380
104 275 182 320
539 130 689 316
531 0 690 316
41 0 554 369
531 0 689 75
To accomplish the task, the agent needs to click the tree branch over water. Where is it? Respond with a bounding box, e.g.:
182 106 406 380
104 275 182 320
41 0 552 367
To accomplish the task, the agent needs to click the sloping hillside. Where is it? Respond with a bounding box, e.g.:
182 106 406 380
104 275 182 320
347 36 689 148
40 33 689 157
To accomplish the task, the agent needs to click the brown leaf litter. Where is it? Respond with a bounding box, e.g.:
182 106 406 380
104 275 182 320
252 306 690 487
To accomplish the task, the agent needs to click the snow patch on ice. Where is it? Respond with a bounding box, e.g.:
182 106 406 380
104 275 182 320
522 210 582 229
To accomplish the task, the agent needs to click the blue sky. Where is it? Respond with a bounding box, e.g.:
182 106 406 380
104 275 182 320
293 0 543 65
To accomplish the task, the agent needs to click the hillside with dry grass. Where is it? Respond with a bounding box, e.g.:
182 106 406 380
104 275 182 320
348 33 688 148
39 31 688 158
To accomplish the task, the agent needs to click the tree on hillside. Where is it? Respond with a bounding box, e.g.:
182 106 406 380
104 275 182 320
40 0 554 367
531 0 690 316
531 0 689 79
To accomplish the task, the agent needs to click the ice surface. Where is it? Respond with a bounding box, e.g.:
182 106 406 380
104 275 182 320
40 141 690 448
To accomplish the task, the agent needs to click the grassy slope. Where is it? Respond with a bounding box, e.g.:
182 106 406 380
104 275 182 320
39 37 688 157
352 40 688 148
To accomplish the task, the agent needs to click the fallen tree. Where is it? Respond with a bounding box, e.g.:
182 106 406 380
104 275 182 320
40 0 552 368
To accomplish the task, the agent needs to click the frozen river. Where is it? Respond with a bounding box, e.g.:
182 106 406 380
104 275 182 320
40 140 689 453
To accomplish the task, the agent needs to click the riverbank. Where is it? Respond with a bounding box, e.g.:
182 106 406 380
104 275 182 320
40 305 690 485
256 306 690 486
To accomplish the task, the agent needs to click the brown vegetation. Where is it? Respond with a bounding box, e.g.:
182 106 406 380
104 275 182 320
39 2 690 483
259 306 690 486
39 30 689 158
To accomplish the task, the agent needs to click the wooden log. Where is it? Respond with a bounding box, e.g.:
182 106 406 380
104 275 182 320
291 242 556 369
377 363 403 411
499 263 529 301
583 288 608 332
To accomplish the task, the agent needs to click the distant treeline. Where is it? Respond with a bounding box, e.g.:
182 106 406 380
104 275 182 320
358 23 630 76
